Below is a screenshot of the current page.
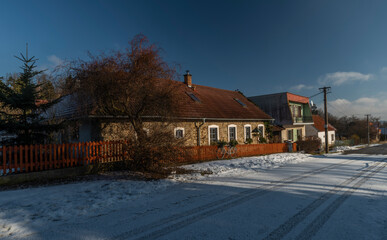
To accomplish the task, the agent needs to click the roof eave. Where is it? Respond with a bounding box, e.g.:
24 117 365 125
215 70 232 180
85 115 274 122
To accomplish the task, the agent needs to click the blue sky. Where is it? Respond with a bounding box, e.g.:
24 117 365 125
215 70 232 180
1 0 387 119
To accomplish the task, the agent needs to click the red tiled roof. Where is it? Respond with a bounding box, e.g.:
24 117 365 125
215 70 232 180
312 115 336 132
59 79 273 121
173 81 272 120
287 92 309 104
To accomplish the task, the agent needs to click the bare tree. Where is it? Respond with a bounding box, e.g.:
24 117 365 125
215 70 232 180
66 34 184 171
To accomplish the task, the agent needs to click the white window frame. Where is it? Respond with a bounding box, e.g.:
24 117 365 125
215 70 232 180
228 124 237 142
208 125 219 144
258 124 265 137
244 124 252 141
174 127 185 139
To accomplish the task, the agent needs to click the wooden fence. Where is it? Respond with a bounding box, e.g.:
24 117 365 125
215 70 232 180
0 141 296 176
179 143 296 164
0 141 126 176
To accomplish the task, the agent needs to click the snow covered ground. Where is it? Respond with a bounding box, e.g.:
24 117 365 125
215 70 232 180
1 148 387 239
332 143 380 152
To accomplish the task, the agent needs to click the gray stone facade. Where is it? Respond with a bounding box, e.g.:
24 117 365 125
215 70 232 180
79 119 267 146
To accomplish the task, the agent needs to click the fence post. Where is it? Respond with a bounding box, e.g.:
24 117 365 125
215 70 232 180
76 142 80 166
19 145 24 173
21 145 26 173
87 142 91 164
34 144 38 171
81 142 85 165
8 146 12 175
90 142 94 164
2 146 5 175
29 144 34 172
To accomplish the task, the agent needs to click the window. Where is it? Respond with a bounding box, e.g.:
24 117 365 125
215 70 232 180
258 124 264 137
234 98 246 107
208 125 219 144
244 125 252 141
331 134 334 142
297 129 302 139
288 129 293 141
174 127 184 139
228 125 237 142
290 104 302 117
186 92 201 102
297 106 302 117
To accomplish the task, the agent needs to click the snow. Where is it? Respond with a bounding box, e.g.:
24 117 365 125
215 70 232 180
0 148 387 239
332 145 359 152
174 152 310 181
332 143 380 152
0 180 174 238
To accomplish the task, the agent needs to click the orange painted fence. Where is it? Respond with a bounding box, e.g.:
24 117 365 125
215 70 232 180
0 141 296 176
0 141 126 176
178 143 296 164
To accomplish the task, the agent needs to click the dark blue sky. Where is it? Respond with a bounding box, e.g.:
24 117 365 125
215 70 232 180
1 0 387 119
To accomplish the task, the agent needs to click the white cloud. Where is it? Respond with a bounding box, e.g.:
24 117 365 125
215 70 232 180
318 72 372 86
354 97 378 105
290 84 314 91
323 96 387 120
330 98 351 106
381 67 387 73
47 55 64 67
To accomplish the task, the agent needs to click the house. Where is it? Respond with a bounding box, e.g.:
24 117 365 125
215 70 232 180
53 72 273 146
305 115 336 145
248 92 314 142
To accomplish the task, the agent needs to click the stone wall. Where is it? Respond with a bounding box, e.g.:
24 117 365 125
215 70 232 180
97 119 267 146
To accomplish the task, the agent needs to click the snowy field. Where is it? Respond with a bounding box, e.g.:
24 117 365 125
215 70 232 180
1 146 387 239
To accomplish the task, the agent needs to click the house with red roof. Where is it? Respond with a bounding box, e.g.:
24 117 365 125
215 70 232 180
305 115 336 145
248 92 314 142
53 71 273 146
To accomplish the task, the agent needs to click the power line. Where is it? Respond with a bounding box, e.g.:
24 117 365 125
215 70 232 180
327 102 349 117
326 91 352 116
329 92 384 118
309 92 323 98
328 92 361 117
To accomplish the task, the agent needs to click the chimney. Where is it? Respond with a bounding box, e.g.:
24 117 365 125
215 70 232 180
184 70 192 87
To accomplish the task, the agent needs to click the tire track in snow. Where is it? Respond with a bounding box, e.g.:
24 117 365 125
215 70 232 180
296 161 387 240
263 158 387 240
113 159 355 240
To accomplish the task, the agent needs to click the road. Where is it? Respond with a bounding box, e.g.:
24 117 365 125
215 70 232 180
344 143 387 154
2 146 387 240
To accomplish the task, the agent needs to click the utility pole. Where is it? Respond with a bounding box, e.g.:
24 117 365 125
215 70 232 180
365 114 371 145
319 86 331 153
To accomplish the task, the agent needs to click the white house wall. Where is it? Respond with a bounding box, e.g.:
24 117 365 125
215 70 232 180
318 130 335 145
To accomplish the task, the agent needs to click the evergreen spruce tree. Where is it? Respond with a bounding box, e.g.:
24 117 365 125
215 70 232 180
0 54 61 145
